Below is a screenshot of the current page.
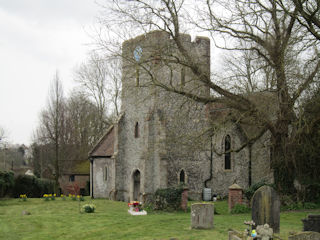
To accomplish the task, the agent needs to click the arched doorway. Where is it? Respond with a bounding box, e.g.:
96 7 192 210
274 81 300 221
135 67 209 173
133 170 140 201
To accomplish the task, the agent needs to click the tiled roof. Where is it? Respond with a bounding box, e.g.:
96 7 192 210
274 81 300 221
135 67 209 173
89 126 115 157
73 161 90 174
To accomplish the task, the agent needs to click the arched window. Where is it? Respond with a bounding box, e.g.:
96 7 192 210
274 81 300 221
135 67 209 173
134 122 139 138
181 67 185 86
104 166 108 181
225 135 231 170
136 67 140 87
179 169 185 183
69 175 75 182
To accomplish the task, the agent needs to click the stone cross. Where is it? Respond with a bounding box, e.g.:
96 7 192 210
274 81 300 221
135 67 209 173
251 185 280 233
191 203 214 229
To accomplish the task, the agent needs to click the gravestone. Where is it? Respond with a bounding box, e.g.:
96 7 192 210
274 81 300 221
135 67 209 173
191 203 214 229
251 185 280 233
302 214 320 233
228 230 242 240
288 231 320 240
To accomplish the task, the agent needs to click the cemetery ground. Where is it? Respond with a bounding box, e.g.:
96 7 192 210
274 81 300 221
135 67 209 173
0 197 319 240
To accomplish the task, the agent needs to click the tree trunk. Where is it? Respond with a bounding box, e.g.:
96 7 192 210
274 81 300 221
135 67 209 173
271 130 295 194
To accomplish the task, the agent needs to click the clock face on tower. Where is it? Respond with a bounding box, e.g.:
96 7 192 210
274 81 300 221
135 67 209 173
133 46 143 62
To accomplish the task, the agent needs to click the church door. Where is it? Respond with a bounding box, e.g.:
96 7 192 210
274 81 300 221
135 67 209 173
133 170 140 201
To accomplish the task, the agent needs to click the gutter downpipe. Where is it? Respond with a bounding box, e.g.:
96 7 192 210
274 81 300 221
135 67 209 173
248 144 252 187
204 134 214 189
90 157 94 199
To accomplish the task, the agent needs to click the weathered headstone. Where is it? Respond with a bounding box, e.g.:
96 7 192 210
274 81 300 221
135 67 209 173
302 215 320 233
288 231 320 240
191 203 214 229
228 230 242 240
251 185 280 233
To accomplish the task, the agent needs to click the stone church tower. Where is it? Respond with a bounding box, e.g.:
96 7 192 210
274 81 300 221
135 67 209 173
89 31 273 201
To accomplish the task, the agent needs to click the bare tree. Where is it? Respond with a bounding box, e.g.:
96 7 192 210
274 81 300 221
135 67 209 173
220 49 276 94
36 71 65 191
32 88 106 180
96 0 320 191
0 127 8 171
62 91 105 168
74 52 122 127
0 127 7 146
279 0 320 41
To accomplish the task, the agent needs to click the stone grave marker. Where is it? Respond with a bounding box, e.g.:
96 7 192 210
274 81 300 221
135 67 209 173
251 185 280 233
191 203 214 229
302 214 320 233
288 231 320 240
228 230 242 240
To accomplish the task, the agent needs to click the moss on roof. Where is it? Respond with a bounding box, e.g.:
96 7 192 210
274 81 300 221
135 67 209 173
73 161 90 175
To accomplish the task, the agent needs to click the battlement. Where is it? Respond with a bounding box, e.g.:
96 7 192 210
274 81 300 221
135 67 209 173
122 31 210 66
121 30 211 113
122 30 210 50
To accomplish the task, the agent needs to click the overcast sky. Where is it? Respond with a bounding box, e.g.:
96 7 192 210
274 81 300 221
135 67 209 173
0 0 101 145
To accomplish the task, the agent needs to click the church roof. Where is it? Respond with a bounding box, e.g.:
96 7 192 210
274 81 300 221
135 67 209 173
89 125 115 158
62 160 90 175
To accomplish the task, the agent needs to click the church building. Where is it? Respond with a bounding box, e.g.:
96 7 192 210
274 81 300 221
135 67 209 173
89 31 273 202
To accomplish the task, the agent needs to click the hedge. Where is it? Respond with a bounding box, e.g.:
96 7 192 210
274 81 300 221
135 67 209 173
152 186 184 211
0 171 14 197
12 175 55 198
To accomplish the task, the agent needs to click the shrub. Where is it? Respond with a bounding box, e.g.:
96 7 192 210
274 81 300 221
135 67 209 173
13 175 54 198
244 180 275 201
82 204 95 213
153 186 184 211
281 201 320 211
304 183 320 203
0 171 14 197
230 204 251 214
303 202 318 209
281 202 304 211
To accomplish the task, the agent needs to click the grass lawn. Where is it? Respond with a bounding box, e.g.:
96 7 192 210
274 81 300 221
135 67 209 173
0 197 319 240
